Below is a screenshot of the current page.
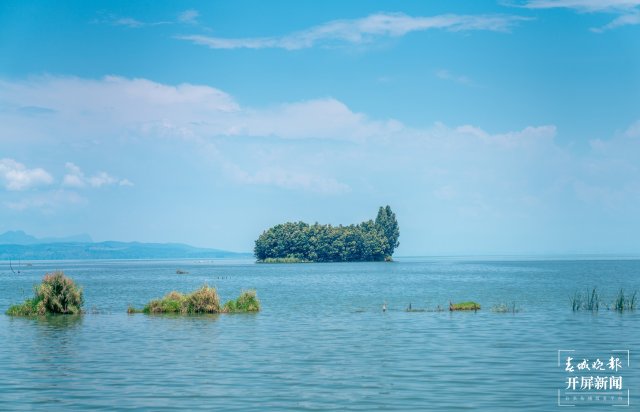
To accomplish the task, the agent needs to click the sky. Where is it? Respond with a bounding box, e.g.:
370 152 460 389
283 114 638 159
0 0 639 255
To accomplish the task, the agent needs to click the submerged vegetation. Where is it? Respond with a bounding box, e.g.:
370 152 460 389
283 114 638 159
129 286 260 314
570 288 637 312
254 205 400 263
449 301 481 311
491 302 521 313
6 271 83 316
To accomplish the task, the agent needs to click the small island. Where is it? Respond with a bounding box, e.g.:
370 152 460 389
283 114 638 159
254 206 399 262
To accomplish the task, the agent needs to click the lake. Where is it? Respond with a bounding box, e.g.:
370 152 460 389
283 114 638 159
1 257 639 410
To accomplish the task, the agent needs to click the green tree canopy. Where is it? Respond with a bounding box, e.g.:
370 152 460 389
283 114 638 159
254 206 399 262
375 205 400 257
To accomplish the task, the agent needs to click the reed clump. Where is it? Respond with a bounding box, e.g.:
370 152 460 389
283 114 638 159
570 288 637 312
139 286 220 314
570 288 600 311
222 290 261 313
6 271 83 316
613 289 637 312
131 286 261 314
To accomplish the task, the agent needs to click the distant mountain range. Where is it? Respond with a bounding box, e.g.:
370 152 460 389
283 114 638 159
0 231 250 260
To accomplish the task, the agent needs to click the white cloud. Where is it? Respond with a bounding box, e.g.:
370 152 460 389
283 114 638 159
624 120 640 137
95 13 173 28
237 98 403 140
4 190 87 212
62 162 131 188
113 17 146 28
226 164 350 195
96 9 201 28
0 158 53 191
436 69 473 86
178 9 199 24
591 11 640 31
519 0 640 11
176 12 531 50
517 0 640 31
1 75 639 206
0 76 397 142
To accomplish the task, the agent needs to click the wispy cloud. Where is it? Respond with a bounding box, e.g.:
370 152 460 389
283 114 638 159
62 162 132 188
5 190 87 212
436 69 473 86
96 14 173 28
518 0 640 12
95 9 200 29
227 165 350 195
176 12 531 50
516 0 640 31
178 9 199 25
0 159 53 191
591 11 640 31
623 120 640 137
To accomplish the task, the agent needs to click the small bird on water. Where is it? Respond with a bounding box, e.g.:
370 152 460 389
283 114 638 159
382 302 387 312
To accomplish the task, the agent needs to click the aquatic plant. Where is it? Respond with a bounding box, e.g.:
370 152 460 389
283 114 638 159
140 286 220 314
570 288 600 311
222 290 261 313
491 302 520 313
184 286 220 314
613 289 637 312
586 288 599 311
570 288 637 312
131 287 260 315
6 298 41 316
6 271 83 316
570 291 582 311
449 301 480 311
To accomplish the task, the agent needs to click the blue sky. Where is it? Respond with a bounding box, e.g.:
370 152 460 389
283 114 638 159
1 0 639 255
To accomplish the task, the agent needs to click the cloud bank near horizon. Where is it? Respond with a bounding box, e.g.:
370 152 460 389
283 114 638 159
1 75 638 211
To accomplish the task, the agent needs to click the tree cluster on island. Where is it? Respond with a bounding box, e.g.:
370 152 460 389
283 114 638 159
254 206 400 262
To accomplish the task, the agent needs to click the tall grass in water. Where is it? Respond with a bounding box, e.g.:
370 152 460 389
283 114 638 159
141 286 220 314
586 288 599 311
6 271 83 316
570 291 582 311
131 287 261 314
570 288 637 312
222 290 261 313
613 289 637 312
570 288 599 311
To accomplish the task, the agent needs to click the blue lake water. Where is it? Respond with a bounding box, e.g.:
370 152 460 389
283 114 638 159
0 257 639 410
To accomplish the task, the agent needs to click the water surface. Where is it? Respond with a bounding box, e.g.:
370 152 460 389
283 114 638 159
1 258 638 410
